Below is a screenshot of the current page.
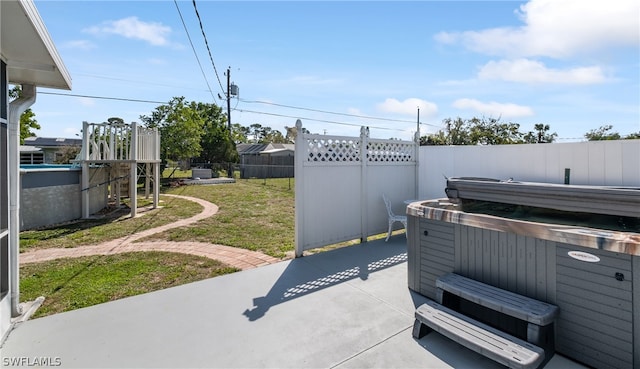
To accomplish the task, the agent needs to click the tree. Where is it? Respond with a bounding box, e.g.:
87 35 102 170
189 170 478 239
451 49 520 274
54 145 81 164
444 117 471 145
284 125 309 143
420 132 447 145
523 124 557 143
106 117 125 125
248 123 268 143
584 125 621 141
231 123 250 144
9 86 41 143
585 125 640 140
245 123 288 143
421 117 469 145
193 101 237 166
420 116 529 146
264 129 287 143
139 97 205 163
468 117 523 145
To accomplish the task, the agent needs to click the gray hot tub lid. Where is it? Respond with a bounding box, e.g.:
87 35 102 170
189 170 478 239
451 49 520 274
445 177 640 218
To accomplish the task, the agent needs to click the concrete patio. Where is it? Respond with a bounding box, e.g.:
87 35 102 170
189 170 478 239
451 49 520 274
1 236 586 368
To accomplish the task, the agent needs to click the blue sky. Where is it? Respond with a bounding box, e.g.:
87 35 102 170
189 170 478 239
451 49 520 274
29 0 640 141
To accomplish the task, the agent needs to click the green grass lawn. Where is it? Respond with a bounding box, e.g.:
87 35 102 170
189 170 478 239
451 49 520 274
20 252 239 319
19 195 202 252
20 179 295 257
149 179 295 258
19 178 294 318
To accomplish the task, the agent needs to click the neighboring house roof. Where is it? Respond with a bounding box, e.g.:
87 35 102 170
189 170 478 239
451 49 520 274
23 136 82 148
260 143 295 155
1 0 72 89
237 143 270 155
271 143 295 151
19 145 41 153
237 143 295 155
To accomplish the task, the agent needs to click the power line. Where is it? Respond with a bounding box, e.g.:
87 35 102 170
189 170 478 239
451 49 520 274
37 91 415 132
39 91 588 140
235 108 405 132
239 98 441 128
39 91 168 104
191 0 225 96
173 0 218 103
76 73 210 93
37 91 429 133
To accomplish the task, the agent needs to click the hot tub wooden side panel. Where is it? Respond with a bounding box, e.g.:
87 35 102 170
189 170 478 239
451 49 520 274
555 244 633 369
409 219 455 300
409 217 557 303
454 225 557 303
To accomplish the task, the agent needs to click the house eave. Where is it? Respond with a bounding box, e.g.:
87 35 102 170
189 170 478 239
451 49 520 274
1 0 72 90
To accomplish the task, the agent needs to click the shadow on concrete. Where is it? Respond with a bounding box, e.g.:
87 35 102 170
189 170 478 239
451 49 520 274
243 236 408 321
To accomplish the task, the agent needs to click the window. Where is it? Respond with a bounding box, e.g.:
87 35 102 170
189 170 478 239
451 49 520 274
21 152 44 164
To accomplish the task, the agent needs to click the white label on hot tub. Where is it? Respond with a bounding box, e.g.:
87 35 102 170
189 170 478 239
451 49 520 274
568 251 601 263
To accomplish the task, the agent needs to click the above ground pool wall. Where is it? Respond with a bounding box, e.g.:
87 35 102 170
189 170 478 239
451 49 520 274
20 167 108 230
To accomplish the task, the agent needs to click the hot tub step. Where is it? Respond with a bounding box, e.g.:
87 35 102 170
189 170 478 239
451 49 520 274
413 300 545 369
436 273 558 326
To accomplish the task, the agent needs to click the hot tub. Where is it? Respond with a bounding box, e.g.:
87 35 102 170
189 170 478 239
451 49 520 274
407 178 639 369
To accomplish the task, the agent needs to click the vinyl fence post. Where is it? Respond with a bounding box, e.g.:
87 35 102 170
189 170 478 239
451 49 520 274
360 126 369 242
294 119 305 257
414 131 420 200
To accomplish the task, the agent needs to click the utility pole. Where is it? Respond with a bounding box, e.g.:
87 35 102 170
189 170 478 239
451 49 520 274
226 67 232 178
223 66 239 178
416 107 420 142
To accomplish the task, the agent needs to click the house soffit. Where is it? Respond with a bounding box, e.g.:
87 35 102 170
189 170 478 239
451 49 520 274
1 0 71 90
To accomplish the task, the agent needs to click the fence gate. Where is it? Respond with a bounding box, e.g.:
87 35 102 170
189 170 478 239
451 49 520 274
294 119 418 256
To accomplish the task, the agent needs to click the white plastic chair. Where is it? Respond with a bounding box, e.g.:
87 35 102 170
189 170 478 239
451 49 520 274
382 194 408 242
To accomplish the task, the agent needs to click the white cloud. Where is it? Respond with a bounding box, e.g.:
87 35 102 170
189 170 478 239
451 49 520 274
376 98 438 117
63 40 96 50
452 98 534 118
478 59 607 85
435 0 639 58
84 17 172 46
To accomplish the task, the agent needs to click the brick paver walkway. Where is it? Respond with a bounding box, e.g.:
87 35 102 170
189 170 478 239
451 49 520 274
20 194 280 270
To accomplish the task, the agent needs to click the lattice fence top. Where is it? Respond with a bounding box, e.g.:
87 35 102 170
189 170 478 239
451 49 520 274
298 122 417 164
367 140 415 162
305 136 361 162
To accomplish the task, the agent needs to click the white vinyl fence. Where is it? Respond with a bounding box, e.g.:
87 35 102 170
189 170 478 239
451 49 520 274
294 129 639 255
419 139 640 201
294 120 419 256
